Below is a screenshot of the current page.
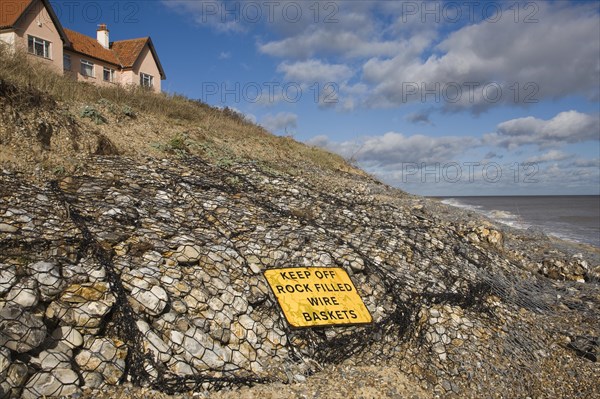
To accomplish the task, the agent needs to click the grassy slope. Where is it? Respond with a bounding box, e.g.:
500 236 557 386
0 45 362 180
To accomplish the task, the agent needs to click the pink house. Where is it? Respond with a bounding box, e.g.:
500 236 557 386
0 0 166 92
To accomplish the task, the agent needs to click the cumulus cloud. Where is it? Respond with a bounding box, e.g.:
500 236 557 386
259 29 420 60
484 111 600 149
257 1 431 60
308 132 477 166
277 59 354 84
362 2 600 111
525 150 572 164
161 0 246 33
483 152 502 160
165 1 599 114
568 158 600 168
406 111 434 125
261 112 298 134
218 51 231 60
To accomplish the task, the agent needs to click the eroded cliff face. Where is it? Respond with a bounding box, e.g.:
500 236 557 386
0 155 598 398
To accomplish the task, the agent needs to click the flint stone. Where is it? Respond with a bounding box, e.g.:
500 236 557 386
36 348 73 370
46 282 115 331
30 261 65 300
136 320 172 363
0 223 17 233
62 263 89 285
75 337 127 385
5 279 39 308
349 257 365 272
81 371 104 389
0 347 10 375
0 304 46 353
21 368 80 399
2 361 28 396
0 264 17 295
183 326 232 370
122 266 161 291
183 288 209 312
171 299 188 314
51 325 84 348
175 245 203 264
130 285 169 316
168 356 196 376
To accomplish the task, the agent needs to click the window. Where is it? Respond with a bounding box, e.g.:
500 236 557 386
63 54 71 71
140 73 153 88
103 67 116 82
80 59 94 77
27 35 50 59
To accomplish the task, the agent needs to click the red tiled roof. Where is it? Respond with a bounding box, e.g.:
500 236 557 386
1 0 164 79
0 0 32 28
1 0 69 45
111 37 148 68
64 28 120 65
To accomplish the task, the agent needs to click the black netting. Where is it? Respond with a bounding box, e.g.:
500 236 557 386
0 156 598 398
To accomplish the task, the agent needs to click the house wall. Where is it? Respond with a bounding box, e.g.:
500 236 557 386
0 31 16 48
12 0 63 72
63 49 120 87
129 44 162 93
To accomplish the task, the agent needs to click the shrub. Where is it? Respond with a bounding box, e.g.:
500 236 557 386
80 106 107 125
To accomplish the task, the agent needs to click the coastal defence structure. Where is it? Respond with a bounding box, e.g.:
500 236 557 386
0 155 598 398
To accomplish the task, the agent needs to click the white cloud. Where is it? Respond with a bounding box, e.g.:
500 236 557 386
161 0 246 33
568 158 600 168
525 150 571 164
308 132 478 166
218 51 231 60
406 111 434 125
261 112 298 133
256 0 438 60
362 2 600 110
484 111 600 149
259 29 416 59
277 59 354 84
165 1 599 114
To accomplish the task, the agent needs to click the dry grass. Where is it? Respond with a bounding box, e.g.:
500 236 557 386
0 44 361 179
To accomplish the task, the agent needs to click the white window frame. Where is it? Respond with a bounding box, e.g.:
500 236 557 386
80 59 94 77
103 67 116 82
27 35 51 59
63 54 71 71
140 73 153 88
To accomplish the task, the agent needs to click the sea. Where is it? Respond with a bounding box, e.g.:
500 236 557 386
436 196 600 248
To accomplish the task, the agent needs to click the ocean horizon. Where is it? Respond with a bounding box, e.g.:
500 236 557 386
434 195 600 247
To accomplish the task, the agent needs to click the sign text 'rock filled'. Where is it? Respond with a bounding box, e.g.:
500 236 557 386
264 267 372 328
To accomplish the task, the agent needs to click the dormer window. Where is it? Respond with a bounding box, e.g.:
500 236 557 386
27 35 51 59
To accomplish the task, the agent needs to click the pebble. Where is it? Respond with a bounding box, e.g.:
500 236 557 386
0 156 597 399
0 304 47 353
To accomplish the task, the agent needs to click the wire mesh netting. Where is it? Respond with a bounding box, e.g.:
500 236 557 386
0 156 598 398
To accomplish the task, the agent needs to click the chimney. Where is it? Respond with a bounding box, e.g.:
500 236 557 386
97 24 109 49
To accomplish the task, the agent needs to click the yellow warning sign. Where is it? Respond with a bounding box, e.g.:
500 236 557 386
264 267 372 328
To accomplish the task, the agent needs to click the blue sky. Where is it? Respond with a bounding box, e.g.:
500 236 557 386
56 0 600 196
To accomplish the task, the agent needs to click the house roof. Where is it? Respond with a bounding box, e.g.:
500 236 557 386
1 0 165 80
0 0 32 28
112 37 166 80
64 28 120 65
111 37 147 67
0 0 70 46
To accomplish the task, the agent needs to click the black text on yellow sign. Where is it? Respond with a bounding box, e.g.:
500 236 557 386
263 267 372 328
